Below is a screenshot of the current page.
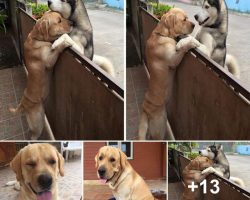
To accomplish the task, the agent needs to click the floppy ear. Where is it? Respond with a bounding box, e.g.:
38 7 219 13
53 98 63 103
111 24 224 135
37 19 50 40
119 149 128 170
95 152 99 168
164 14 176 29
57 151 64 177
10 150 23 182
190 159 200 170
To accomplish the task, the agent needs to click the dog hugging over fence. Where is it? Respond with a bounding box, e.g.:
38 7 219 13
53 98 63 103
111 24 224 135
9 0 115 139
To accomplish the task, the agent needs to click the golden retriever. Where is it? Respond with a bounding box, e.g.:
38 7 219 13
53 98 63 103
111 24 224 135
9 11 74 139
10 143 64 200
95 146 155 200
138 8 200 140
181 156 213 200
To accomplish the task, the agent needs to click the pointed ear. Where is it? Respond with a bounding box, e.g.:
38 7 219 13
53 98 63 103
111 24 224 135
217 144 223 150
38 18 50 40
119 149 128 170
10 150 23 182
57 151 64 176
95 152 99 168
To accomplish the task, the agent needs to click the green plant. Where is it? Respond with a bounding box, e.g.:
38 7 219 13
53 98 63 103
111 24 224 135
30 3 49 19
151 3 172 19
0 10 7 33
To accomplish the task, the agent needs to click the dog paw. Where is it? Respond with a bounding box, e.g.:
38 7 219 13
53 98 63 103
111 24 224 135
176 36 200 51
202 167 214 175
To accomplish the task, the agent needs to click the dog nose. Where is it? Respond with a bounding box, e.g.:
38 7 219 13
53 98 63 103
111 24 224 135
38 174 52 189
48 1 52 7
191 22 195 28
199 151 201 154
194 14 198 20
98 167 106 176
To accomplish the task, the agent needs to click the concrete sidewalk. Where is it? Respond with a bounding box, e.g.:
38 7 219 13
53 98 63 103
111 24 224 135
161 1 250 89
88 8 124 86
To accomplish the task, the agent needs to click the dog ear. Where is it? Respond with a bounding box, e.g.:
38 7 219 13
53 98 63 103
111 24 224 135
217 144 223 150
164 13 176 29
37 18 50 40
95 152 99 168
57 151 65 177
119 149 128 170
10 149 23 182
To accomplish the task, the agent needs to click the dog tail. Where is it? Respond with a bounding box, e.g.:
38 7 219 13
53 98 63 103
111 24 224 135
9 104 24 115
93 55 115 77
5 180 21 191
225 54 240 79
230 176 245 188
138 111 149 140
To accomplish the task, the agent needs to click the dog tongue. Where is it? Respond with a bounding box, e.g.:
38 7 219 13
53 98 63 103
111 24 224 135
37 191 52 200
99 179 107 184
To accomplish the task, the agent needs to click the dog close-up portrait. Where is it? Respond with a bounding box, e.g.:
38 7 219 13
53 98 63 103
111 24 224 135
95 146 155 200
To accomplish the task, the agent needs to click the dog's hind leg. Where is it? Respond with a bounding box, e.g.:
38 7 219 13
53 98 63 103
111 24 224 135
26 104 45 140
138 111 148 140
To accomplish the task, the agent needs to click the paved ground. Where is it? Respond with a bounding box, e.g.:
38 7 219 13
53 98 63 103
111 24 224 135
84 180 166 200
87 8 124 86
0 156 82 200
161 0 250 89
168 154 250 200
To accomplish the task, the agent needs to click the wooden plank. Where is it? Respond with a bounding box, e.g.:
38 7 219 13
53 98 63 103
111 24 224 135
168 52 250 139
205 174 250 200
45 51 124 140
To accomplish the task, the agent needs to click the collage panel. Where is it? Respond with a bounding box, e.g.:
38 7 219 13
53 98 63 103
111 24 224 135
83 142 167 200
126 0 250 140
0 0 124 140
0 142 82 200
168 142 250 200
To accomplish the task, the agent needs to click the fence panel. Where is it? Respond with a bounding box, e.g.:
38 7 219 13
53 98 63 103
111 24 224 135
18 8 124 140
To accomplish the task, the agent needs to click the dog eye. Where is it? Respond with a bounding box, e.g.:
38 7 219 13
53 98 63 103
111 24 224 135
205 5 209 9
58 18 61 23
110 158 115 162
26 162 36 167
99 156 103 161
49 159 56 165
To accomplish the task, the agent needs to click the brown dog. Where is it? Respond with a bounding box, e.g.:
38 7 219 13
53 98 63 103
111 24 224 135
95 146 155 200
10 143 64 200
9 11 73 139
182 156 214 200
138 8 200 140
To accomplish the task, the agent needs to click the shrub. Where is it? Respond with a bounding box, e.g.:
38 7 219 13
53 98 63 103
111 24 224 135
152 3 172 19
30 3 49 19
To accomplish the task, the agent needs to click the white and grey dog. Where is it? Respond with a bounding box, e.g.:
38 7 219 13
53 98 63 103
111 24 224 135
48 0 115 76
199 144 245 187
194 0 240 78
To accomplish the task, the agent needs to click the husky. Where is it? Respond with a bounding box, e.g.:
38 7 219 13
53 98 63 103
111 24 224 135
199 144 245 187
194 0 240 78
48 0 115 76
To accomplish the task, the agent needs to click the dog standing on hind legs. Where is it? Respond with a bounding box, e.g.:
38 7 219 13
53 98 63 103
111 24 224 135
199 144 245 187
194 0 240 78
138 8 200 140
9 12 75 139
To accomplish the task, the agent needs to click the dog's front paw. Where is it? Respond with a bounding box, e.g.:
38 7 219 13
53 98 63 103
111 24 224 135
176 36 200 51
202 167 214 175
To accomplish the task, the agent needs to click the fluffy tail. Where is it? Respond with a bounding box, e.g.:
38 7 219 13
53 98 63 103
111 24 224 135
230 176 245 188
5 180 20 190
225 54 240 79
93 55 115 77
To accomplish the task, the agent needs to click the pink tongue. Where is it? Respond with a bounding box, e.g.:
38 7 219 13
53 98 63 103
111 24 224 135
37 191 52 200
99 179 107 184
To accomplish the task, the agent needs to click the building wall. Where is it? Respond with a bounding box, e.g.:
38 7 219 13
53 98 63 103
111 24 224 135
84 142 166 180
226 0 250 13
104 0 124 10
